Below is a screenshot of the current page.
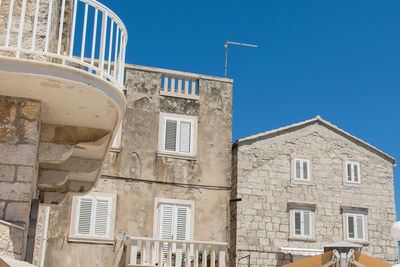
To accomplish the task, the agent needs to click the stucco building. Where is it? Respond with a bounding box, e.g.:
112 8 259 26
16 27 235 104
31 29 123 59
230 116 398 266
33 65 233 266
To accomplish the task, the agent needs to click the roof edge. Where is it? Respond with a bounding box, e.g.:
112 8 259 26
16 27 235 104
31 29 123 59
234 116 396 166
125 64 234 83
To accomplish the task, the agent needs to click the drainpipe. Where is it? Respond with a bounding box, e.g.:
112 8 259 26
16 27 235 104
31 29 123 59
40 206 50 267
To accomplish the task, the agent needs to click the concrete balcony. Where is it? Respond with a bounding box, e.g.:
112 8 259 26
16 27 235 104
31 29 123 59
126 237 227 267
0 0 127 198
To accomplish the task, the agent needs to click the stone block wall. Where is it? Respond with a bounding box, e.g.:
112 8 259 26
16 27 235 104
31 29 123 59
0 96 41 260
231 121 398 266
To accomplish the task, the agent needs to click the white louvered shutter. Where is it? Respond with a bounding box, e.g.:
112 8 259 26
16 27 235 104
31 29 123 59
356 215 364 239
347 163 352 181
175 206 190 241
179 121 191 153
294 211 301 235
165 119 177 151
159 203 191 241
348 215 355 239
295 160 301 179
94 199 110 237
303 161 308 180
160 204 174 240
303 211 311 236
354 164 359 182
160 204 175 261
77 198 93 235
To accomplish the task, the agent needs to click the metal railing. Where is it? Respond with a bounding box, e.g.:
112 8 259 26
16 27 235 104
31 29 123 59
0 0 128 89
126 236 227 267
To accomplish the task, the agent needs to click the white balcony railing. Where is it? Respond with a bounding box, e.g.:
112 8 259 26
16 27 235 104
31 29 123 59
0 0 127 89
126 237 227 267
161 75 199 100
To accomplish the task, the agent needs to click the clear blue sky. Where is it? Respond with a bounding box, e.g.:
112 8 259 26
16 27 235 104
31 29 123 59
102 0 400 220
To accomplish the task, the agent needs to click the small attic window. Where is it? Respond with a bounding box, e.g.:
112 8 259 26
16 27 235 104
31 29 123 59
345 161 360 184
293 159 310 181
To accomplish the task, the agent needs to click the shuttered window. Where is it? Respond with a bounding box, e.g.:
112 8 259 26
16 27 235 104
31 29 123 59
292 209 312 237
159 203 191 241
294 159 310 181
165 120 177 151
75 195 112 238
346 161 360 183
77 198 92 235
179 121 191 153
160 204 174 240
162 115 195 155
346 213 365 240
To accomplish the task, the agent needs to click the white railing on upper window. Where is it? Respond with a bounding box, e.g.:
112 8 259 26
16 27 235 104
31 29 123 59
0 0 128 89
161 75 199 100
126 236 227 267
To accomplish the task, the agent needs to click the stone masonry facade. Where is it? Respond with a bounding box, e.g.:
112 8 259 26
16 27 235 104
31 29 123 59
231 119 398 266
0 96 41 260
40 65 233 266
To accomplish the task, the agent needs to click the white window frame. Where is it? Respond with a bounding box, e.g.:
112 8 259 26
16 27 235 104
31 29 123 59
153 198 195 241
344 211 366 242
293 159 310 181
158 113 198 158
68 192 117 244
290 208 313 238
345 161 361 184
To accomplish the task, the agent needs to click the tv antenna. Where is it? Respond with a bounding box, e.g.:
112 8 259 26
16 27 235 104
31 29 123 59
225 40 258 77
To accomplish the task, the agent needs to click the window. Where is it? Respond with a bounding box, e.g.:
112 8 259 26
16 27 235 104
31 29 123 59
345 161 360 183
153 199 194 264
291 209 312 238
69 193 117 243
288 203 315 240
293 159 310 181
158 113 197 157
159 203 191 241
153 198 194 242
345 212 366 241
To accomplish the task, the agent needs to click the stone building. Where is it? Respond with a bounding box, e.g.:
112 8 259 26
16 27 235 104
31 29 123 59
0 0 399 266
0 0 127 264
34 65 233 266
230 116 398 266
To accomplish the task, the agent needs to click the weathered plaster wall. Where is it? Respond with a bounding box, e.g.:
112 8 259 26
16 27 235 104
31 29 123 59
0 96 41 260
232 122 398 266
42 66 233 266
43 196 122 267
104 67 232 243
